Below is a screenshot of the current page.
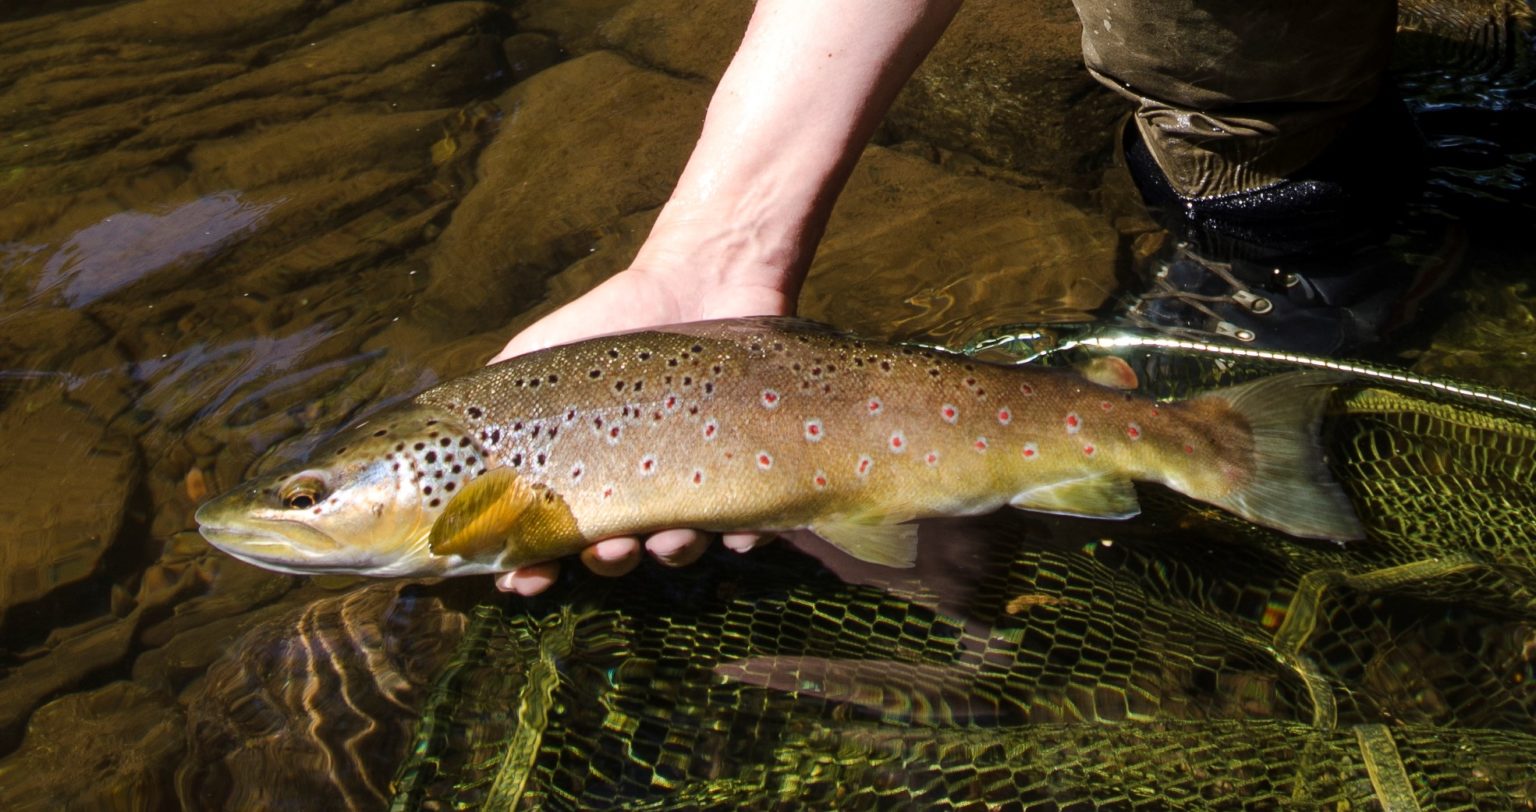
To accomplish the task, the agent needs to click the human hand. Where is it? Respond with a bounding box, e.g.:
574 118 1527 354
491 264 790 596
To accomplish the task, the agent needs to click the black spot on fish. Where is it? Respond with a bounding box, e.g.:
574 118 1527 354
515 378 524 387
548 374 559 384
531 425 541 438
692 344 703 354
589 369 602 379
434 470 444 479
712 364 722 374
632 381 643 392
424 485 433 495
548 426 559 439
639 351 651 360
608 348 620 358
460 437 471 447
513 422 523 431
373 428 387 437
703 382 714 394
536 453 546 466
880 360 892 372
444 454 455 463
335 447 348 456
414 442 426 451
396 443 405 452
615 380 625 392
452 464 462 474
429 498 441 508
426 451 437 463
929 369 940 377
668 358 679 367
683 376 693 387
593 417 604 428
426 420 438 427
530 379 540 388
467 406 483 419
429 431 440 440
511 453 523 466
491 429 502 444
440 438 451 447
445 482 456 492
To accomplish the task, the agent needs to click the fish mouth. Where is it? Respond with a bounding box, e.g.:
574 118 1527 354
195 512 353 567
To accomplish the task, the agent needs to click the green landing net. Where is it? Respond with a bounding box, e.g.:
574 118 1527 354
389 332 1536 810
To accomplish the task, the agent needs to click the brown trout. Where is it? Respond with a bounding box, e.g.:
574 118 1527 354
196 318 1362 577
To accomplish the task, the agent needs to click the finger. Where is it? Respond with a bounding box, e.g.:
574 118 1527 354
497 561 560 595
645 528 709 567
579 537 643 577
722 531 773 553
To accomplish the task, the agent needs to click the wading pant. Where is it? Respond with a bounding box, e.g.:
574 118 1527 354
1071 0 1399 200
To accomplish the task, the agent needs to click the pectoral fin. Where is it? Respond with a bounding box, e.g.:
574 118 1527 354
809 517 919 568
428 468 582 563
1009 475 1141 520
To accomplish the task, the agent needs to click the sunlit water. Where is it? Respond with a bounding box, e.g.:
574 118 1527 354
0 0 1533 808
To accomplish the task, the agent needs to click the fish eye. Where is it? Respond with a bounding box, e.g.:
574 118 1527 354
280 475 329 510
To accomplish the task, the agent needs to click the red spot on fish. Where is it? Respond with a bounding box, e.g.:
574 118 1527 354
1126 423 1142 440
664 394 679 412
703 419 718 440
1065 413 1082 434
570 464 584 482
888 431 906 453
1151 408 1160 417
1183 443 1195 455
653 411 663 421
1083 445 1095 456
639 455 657 475
974 437 989 452
1100 401 1113 412
1022 442 1038 459
761 389 781 409
997 408 1011 425
941 404 959 423
867 397 883 415
925 451 939 466
692 469 704 486
1020 383 1035 396
804 419 823 442
602 485 615 499
856 455 873 477
812 470 828 489
608 425 623 444
757 451 773 471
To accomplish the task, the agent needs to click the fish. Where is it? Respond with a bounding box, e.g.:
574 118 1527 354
195 317 1363 578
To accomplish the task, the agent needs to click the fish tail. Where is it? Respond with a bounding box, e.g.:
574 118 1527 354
1188 371 1365 541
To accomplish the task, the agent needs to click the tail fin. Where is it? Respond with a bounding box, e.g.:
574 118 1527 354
1196 372 1365 541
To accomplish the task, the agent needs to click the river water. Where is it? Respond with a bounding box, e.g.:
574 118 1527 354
0 0 1533 807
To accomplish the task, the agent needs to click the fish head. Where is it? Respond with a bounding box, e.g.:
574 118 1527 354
196 407 476 578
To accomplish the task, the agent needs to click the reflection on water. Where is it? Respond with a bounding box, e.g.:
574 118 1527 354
0 0 1532 808
19 192 277 308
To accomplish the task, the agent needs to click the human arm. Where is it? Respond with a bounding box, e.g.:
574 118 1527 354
494 0 963 594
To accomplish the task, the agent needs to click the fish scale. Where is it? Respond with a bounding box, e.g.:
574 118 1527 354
196 318 1364 578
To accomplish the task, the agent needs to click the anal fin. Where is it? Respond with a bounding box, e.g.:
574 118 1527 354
809 517 919 568
1009 475 1141 520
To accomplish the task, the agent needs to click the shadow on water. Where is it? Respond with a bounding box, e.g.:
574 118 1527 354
0 0 1532 808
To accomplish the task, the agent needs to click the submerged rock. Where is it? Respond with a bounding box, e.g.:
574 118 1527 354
0 681 185 809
